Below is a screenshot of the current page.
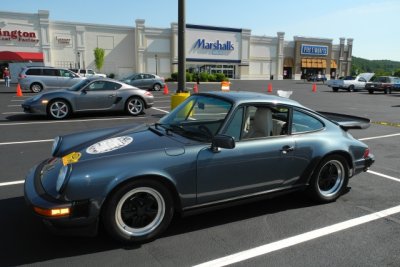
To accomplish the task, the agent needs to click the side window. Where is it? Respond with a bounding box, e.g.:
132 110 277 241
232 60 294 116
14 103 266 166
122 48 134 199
224 107 244 141
87 81 121 91
87 70 94 75
241 105 289 140
359 77 366 82
42 69 58 76
104 81 121 90
136 74 144 80
26 68 41 75
292 110 324 134
59 69 72 77
144 74 153 79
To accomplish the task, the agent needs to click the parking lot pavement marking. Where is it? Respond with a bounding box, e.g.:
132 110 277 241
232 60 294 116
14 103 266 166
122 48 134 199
0 139 53 146
154 100 172 103
0 180 24 187
151 107 169 113
11 100 24 102
359 133 400 141
7 105 21 107
368 170 400 183
194 204 400 267
0 117 136 126
2 112 24 114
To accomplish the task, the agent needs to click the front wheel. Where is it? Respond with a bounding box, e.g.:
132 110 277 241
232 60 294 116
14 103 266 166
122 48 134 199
47 100 71 120
348 85 355 92
307 155 349 203
102 180 174 243
126 97 145 116
153 83 161 91
332 87 338 92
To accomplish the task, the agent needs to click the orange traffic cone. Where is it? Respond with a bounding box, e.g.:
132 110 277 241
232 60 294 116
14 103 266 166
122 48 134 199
267 83 273 93
163 83 169 95
16 83 23 97
193 84 198 93
312 83 317 93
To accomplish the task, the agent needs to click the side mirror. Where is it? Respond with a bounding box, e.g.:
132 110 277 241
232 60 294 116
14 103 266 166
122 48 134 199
211 134 235 153
81 89 87 94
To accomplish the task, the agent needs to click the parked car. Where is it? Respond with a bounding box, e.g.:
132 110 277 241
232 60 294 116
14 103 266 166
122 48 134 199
18 66 86 93
306 74 327 82
326 73 374 92
24 91 374 243
21 77 154 119
392 77 400 92
365 76 399 94
69 68 107 78
120 73 165 91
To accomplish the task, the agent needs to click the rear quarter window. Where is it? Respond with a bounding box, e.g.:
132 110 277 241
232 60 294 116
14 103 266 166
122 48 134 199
25 69 41 75
42 69 58 76
292 110 324 133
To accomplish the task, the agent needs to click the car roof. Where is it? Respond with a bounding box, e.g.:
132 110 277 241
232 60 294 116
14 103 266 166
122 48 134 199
197 91 305 108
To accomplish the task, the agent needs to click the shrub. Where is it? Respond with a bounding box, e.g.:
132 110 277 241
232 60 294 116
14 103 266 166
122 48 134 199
215 73 226 82
186 72 193 82
199 72 209 82
108 73 115 79
171 72 178 81
208 74 217 82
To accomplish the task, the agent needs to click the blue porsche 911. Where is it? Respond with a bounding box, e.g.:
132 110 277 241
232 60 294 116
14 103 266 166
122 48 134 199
24 91 374 243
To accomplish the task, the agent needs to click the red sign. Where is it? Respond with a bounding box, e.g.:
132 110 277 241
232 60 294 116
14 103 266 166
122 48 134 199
0 29 39 43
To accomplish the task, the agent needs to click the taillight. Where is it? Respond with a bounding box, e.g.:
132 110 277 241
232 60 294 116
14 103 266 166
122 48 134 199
363 148 370 158
145 91 153 97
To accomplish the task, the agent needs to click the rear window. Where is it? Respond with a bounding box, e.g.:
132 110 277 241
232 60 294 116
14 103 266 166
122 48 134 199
25 68 41 75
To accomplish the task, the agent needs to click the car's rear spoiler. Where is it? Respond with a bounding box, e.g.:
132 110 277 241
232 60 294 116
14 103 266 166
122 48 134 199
317 111 371 130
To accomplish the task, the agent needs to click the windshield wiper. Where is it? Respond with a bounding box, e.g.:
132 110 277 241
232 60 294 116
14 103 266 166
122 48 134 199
154 123 185 136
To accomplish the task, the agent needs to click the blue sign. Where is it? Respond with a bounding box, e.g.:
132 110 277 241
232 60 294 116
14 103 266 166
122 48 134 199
194 39 234 51
301 44 328 56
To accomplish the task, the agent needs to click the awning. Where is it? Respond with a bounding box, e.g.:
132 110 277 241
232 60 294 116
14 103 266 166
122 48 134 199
0 51 44 62
331 60 337 69
283 57 294 67
301 58 327 69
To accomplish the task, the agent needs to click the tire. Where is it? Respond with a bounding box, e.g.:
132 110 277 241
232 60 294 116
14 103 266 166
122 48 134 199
368 90 374 94
348 85 355 92
102 179 174 243
384 89 387 94
153 83 161 91
307 155 349 203
126 97 145 116
332 87 339 92
30 83 43 93
47 99 71 120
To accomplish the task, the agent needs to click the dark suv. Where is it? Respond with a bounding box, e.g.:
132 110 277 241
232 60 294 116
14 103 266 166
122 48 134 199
18 66 86 93
365 76 398 94
120 73 165 91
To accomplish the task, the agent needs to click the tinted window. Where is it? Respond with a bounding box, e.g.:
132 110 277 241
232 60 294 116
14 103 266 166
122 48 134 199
87 70 94 74
42 69 58 76
292 110 324 133
26 68 41 75
224 107 244 141
144 74 154 79
87 81 120 91
59 69 73 77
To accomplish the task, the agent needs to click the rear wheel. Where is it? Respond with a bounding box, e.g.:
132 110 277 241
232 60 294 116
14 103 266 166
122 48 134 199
126 97 145 116
102 180 174 243
368 90 374 94
332 87 339 92
307 155 349 203
348 85 355 92
153 83 161 91
47 100 71 120
30 83 43 93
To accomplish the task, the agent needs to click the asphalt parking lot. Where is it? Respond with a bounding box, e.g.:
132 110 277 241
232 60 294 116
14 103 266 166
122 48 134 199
0 80 399 267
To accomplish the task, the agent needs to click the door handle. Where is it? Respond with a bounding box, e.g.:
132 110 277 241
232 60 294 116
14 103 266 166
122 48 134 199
280 145 294 154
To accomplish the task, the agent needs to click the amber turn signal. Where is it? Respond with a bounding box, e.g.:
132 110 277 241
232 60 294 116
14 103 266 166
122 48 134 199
33 206 70 217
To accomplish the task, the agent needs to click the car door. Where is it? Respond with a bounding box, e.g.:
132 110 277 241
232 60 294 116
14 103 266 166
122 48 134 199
196 105 297 204
355 77 366 90
75 80 119 111
128 74 145 88
41 68 60 89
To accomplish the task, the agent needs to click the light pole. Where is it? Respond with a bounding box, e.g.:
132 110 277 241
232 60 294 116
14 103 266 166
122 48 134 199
155 54 158 75
77 51 81 69
177 0 186 93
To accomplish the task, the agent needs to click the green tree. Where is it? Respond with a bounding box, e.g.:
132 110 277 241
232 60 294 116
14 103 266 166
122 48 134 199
94 47 105 72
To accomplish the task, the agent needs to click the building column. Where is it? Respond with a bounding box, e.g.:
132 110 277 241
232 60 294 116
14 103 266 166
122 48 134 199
346 38 353 76
276 32 285 80
38 10 51 65
338 37 345 77
75 26 86 68
135 19 145 73
170 23 178 73
238 29 251 79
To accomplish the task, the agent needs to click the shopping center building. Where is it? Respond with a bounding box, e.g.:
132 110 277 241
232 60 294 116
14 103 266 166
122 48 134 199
0 9 353 81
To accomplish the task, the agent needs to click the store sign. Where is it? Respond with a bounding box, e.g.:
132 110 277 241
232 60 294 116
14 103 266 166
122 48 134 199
56 36 71 44
194 39 234 51
0 28 39 43
301 44 328 56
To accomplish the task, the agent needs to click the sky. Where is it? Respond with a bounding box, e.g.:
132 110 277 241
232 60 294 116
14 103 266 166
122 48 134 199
2 0 400 61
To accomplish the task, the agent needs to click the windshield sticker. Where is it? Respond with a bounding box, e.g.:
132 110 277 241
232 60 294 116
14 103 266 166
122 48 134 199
86 136 133 154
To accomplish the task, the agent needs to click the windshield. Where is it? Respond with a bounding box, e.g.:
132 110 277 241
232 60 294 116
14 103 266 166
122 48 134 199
68 79 92 91
157 95 232 141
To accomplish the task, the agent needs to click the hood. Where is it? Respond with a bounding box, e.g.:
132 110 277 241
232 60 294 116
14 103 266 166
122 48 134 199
357 73 375 82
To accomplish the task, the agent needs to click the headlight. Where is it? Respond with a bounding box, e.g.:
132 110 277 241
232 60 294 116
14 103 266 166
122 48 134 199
56 165 71 193
51 136 62 156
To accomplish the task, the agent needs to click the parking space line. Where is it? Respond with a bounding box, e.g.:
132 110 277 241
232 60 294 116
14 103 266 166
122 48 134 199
2 112 24 114
194 205 400 267
0 139 53 146
359 133 400 141
0 117 136 126
368 170 400 183
7 105 21 107
11 100 24 102
151 107 169 113
0 180 24 187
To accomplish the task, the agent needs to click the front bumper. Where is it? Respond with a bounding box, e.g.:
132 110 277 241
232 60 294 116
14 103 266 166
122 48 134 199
21 102 47 115
24 161 98 236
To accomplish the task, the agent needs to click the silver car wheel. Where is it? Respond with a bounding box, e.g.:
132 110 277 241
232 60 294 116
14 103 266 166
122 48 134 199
317 160 345 197
115 187 165 237
153 84 161 91
126 97 144 116
49 101 70 119
31 83 43 93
